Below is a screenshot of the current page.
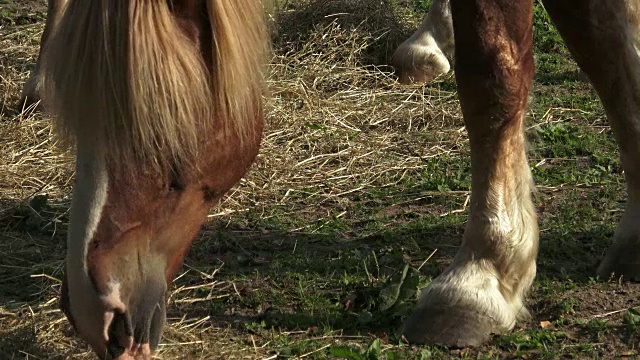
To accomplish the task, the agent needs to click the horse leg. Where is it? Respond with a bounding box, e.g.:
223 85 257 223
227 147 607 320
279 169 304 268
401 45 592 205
403 0 537 346
542 0 640 280
391 0 453 84
19 0 67 110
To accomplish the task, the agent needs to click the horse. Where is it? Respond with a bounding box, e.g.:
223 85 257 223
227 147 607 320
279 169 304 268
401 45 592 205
392 0 640 85
399 0 640 347
25 0 640 356
38 1 268 358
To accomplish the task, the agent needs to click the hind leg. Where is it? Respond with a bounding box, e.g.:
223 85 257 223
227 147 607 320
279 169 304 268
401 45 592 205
392 0 453 84
542 0 640 281
19 0 67 110
403 0 538 346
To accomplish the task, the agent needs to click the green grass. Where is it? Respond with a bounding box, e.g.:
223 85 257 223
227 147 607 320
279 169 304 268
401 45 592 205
206 3 632 358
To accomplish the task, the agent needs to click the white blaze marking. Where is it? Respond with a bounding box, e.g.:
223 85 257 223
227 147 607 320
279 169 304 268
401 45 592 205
66 143 108 277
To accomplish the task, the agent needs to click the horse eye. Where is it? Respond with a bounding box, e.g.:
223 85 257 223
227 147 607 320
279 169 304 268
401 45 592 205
168 179 184 192
168 165 184 192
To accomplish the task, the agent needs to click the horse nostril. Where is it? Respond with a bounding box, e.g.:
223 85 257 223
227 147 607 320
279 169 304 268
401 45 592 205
107 311 133 358
106 339 126 359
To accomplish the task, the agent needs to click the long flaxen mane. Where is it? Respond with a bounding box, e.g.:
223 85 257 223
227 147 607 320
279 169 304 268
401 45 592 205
42 0 268 173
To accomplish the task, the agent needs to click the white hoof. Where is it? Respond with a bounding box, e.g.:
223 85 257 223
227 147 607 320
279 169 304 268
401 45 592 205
392 37 451 84
403 260 529 346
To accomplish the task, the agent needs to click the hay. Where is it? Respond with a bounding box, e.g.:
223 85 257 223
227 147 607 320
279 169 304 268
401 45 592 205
0 1 465 358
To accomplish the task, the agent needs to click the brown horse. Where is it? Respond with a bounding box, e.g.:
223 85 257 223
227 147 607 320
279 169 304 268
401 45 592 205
39 1 267 359
25 0 640 355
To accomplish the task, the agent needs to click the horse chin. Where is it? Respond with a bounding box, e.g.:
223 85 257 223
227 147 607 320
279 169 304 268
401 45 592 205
60 272 111 352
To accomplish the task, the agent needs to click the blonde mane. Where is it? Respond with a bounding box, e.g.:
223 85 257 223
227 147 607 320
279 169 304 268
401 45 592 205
42 0 268 173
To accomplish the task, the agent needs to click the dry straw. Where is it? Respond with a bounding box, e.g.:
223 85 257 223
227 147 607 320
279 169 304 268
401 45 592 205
1 0 462 358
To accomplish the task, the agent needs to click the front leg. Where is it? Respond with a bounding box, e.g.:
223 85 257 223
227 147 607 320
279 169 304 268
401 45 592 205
19 0 68 110
403 0 538 346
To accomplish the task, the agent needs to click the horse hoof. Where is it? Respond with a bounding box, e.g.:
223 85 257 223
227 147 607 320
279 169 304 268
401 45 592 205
403 305 499 347
391 41 450 85
598 263 640 282
401 260 529 347
597 240 640 281
597 211 640 282
18 95 44 112
394 66 441 85
19 75 44 112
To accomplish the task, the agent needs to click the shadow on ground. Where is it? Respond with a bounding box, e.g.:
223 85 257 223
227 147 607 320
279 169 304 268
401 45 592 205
0 196 66 306
170 213 618 336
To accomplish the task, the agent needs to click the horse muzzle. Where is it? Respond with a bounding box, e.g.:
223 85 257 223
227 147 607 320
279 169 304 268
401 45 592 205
61 270 167 360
